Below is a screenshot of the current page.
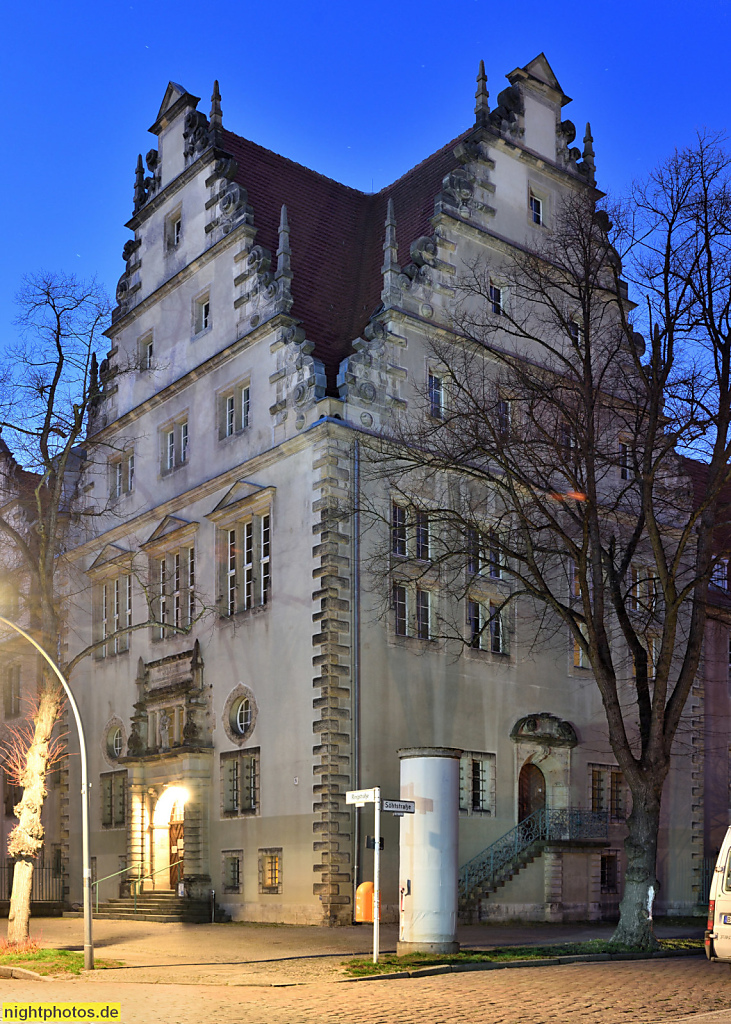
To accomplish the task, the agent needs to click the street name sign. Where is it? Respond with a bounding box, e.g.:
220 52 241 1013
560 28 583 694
345 788 378 805
382 800 416 815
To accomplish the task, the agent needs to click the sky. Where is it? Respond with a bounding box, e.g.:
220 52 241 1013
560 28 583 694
1 0 729 350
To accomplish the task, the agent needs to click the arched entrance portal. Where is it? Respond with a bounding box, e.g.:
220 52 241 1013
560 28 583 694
518 762 546 821
151 786 188 890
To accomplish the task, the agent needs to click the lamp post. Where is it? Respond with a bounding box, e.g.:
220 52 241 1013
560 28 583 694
0 616 93 970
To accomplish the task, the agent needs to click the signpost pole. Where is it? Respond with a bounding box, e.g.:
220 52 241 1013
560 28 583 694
373 786 381 964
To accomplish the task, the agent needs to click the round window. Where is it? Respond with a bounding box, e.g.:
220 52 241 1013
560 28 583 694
235 698 252 736
108 726 123 759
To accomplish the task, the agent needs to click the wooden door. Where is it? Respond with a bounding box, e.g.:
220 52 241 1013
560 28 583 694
169 801 184 888
518 763 546 821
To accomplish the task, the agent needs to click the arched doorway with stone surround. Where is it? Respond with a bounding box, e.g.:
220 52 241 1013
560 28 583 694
518 762 546 821
151 785 188 891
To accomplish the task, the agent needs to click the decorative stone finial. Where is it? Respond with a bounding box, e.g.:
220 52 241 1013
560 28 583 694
582 122 596 179
381 197 401 306
474 60 490 127
210 80 223 132
275 204 292 282
133 154 146 212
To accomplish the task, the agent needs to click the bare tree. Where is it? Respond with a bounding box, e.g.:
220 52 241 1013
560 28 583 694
0 273 206 942
361 133 731 949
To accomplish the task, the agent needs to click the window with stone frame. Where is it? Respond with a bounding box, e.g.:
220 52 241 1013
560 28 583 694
3 664 20 719
109 449 135 500
208 484 274 618
391 581 436 641
459 751 496 815
194 292 211 335
139 330 154 371
428 372 444 420
222 850 243 894
589 764 628 821
100 770 127 828
258 848 282 894
165 207 182 252
219 379 251 440
94 574 132 659
150 546 196 641
160 416 189 474
221 749 260 817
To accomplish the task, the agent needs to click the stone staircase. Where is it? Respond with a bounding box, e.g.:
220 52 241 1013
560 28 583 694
67 891 224 923
459 808 609 917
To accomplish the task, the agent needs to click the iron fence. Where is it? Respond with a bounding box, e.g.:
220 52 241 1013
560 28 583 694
0 862 64 902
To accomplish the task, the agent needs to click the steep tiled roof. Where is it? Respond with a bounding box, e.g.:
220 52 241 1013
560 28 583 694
221 127 468 393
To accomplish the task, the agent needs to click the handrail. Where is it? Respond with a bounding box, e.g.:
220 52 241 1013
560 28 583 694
92 860 183 914
459 808 609 903
92 864 142 913
131 860 183 913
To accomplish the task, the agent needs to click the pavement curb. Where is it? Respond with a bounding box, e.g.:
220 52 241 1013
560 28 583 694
338 947 704 983
0 965 47 981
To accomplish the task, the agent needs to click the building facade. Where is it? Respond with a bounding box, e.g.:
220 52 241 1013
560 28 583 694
54 55 710 925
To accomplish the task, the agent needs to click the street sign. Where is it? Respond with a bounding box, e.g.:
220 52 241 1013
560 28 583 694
346 788 378 805
383 799 415 815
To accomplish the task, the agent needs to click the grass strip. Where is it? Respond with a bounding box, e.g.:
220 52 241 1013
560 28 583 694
0 949 123 976
343 938 703 976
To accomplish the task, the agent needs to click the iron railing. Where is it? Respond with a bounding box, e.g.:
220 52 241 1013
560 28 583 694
459 808 609 902
0 862 64 902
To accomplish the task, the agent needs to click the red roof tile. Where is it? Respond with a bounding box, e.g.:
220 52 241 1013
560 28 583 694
221 127 468 393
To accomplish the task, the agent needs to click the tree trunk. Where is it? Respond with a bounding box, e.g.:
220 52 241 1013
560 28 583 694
612 789 661 950
7 858 34 944
6 683 62 943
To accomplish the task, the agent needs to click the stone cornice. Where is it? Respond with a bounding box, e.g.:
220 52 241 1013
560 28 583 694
69 416 355 564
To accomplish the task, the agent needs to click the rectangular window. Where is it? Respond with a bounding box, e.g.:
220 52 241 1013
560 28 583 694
416 589 430 640
109 451 135 499
221 750 259 816
3 770 23 818
415 510 430 561
428 373 444 419
569 559 581 600
393 583 407 636
619 442 630 481
573 622 589 668
221 515 271 617
391 503 407 557
489 284 503 315
466 526 482 575
258 848 282 894
139 332 154 371
166 210 182 251
496 398 510 437
101 771 126 828
601 851 619 894
161 419 190 473
590 765 627 822
459 752 496 815
97 576 132 657
152 547 194 640
468 599 483 650
222 850 243 894
3 665 20 719
530 193 543 225
219 382 251 440
195 294 211 334
713 559 729 590
173 217 181 247
490 602 505 654
488 529 503 579
568 320 585 346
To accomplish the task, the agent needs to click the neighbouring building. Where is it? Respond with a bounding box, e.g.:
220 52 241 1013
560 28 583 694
50 54 716 925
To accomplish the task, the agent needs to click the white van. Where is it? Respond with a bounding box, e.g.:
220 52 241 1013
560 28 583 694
706 828 731 961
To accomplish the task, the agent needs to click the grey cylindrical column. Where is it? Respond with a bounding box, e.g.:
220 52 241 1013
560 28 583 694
397 746 461 954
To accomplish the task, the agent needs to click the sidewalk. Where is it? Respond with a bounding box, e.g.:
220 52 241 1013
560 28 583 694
24 916 703 987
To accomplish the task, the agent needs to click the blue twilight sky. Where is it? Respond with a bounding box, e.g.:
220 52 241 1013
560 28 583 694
1 0 728 351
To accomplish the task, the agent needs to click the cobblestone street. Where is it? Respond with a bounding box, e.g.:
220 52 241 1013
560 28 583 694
5 957 731 1024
